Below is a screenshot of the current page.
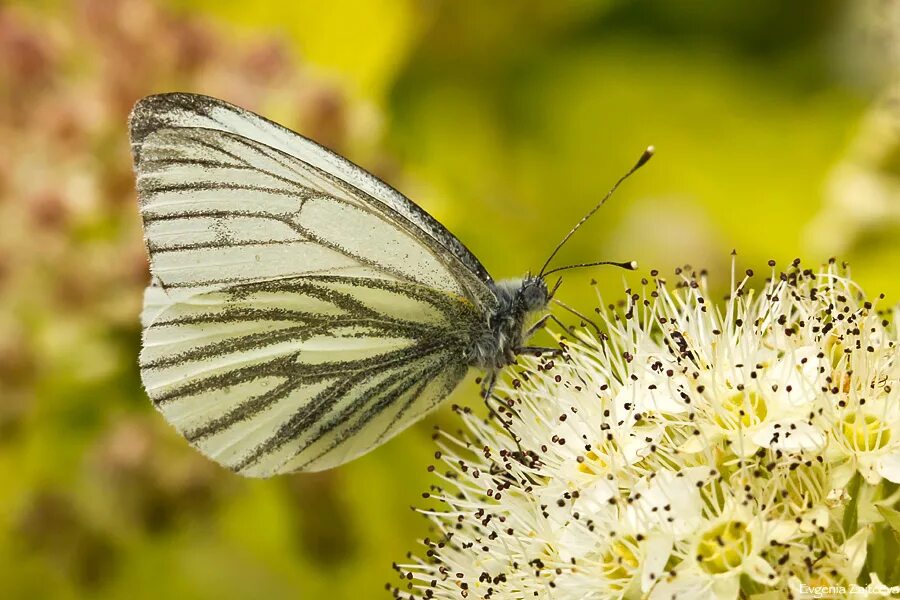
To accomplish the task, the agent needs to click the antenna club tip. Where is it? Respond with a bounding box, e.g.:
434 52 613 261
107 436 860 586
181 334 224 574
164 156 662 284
628 260 639 270
635 146 655 168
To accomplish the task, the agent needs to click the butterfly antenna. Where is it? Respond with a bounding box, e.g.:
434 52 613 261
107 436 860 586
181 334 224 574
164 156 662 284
537 146 654 278
542 260 637 278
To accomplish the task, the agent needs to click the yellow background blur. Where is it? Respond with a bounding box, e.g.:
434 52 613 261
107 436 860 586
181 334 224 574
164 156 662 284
0 0 898 598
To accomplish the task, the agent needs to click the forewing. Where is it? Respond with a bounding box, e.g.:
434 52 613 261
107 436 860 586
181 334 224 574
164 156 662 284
133 123 493 309
140 276 476 475
130 92 494 294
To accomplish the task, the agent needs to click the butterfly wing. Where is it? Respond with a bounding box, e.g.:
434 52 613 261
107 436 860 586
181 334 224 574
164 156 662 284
140 277 473 475
131 94 492 475
130 93 494 296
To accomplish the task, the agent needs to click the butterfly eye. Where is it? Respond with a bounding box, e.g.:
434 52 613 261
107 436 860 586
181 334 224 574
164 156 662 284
515 278 550 313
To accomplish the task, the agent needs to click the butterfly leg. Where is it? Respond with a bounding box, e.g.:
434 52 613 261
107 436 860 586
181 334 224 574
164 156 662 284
547 313 579 338
480 371 501 416
520 314 565 357
553 299 602 334
517 345 562 357
524 314 552 338
504 346 518 365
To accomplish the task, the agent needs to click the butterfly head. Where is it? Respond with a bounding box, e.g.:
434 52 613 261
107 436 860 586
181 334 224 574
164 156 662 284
490 276 550 319
467 276 550 371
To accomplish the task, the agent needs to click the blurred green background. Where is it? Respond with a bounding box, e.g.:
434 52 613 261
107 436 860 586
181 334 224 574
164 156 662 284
0 0 898 598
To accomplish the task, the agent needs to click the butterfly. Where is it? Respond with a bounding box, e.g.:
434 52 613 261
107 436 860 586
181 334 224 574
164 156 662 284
130 93 651 476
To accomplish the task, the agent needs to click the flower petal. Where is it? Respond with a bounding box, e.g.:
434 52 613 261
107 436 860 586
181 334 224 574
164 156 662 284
842 525 872 581
649 575 716 600
877 451 900 484
641 533 674 593
744 555 776 585
750 420 825 452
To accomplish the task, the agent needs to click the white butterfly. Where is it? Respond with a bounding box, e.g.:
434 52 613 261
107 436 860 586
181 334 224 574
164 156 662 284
130 93 648 476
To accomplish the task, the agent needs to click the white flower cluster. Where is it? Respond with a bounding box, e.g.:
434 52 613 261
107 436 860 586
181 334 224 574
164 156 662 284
392 259 900 600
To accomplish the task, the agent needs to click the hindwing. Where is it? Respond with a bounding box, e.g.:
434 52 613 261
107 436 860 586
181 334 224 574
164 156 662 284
140 276 480 475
